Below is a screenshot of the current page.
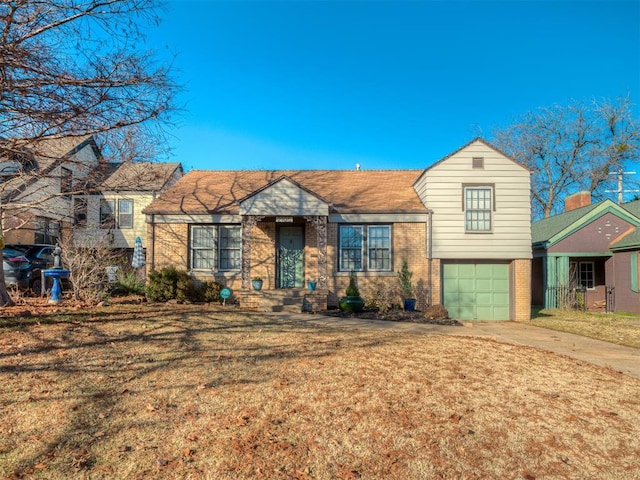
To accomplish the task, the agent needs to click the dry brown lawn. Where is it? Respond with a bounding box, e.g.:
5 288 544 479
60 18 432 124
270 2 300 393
1 302 639 479
528 309 640 349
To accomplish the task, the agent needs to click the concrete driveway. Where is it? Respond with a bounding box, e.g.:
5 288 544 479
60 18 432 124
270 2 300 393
299 314 640 379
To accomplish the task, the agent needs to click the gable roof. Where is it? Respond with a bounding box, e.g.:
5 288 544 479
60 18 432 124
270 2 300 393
144 169 426 215
0 135 99 202
532 199 640 248
611 200 640 250
415 137 529 180
102 162 182 191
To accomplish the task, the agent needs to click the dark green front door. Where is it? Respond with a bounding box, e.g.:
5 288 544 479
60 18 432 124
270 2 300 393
278 226 304 288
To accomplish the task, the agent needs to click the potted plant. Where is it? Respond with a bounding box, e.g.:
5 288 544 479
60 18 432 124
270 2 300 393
398 260 416 311
338 271 364 313
251 276 263 291
307 279 317 291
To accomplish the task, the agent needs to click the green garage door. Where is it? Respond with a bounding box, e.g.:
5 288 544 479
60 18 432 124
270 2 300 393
442 263 510 320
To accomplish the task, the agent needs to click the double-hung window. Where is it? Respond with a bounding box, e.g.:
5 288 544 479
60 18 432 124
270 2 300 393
191 225 241 271
118 199 133 229
339 225 391 272
464 186 493 232
100 199 115 228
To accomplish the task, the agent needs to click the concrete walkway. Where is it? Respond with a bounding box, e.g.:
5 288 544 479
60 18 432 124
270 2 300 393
296 314 640 379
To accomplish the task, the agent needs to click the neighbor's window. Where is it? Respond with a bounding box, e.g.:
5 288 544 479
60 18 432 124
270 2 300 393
578 261 595 289
339 225 392 272
465 186 492 232
61 167 72 197
191 225 241 271
35 217 60 244
74 198 87 227
100 199 115 228
118 199 133 229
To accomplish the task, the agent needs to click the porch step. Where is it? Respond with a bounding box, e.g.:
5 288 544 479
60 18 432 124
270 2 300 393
258 289 305 313
239 288 327 313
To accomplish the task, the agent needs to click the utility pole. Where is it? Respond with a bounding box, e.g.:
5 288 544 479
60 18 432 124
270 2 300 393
607 169 638 204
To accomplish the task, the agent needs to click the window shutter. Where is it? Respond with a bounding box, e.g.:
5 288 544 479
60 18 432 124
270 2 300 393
632 253 638 293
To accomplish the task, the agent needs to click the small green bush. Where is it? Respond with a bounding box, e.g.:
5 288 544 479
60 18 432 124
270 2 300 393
146 266 180 302
199 280 222 303
114 267 146 296
176 271 200 302
345 271 360 297
146 266 223 303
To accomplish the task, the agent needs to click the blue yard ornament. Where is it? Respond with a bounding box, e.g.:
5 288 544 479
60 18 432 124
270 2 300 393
220 287 232 306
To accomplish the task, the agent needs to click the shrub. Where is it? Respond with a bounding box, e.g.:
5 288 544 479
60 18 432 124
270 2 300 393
114 267 146 296
397 260 414 299
345 271 360 297
146 266 180 302
176 270 200 302
199 280 222 303
424 304 449 320
147 266 223 303
365 280 401 313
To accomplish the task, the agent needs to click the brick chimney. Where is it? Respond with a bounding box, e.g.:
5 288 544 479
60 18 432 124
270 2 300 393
565 191 591 212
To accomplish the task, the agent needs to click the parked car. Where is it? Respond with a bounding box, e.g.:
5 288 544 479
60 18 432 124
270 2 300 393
2 244 55 294
3 249 29 288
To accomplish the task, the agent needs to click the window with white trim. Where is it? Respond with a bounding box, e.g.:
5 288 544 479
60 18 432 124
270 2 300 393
339 225 391 272
578 261 595 289
464 186 492 232
118 199 133 229
190 225 242 271
100 199 115 228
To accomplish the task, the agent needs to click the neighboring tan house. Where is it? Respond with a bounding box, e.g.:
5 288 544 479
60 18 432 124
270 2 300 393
143 138 532 320
1 135 102 245
532 192 640 314
72 162 183 253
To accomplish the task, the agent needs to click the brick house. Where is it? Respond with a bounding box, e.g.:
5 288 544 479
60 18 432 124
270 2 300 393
143 139 532 320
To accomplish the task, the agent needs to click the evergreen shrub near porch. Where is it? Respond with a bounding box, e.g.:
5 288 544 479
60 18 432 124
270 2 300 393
147 266 222 303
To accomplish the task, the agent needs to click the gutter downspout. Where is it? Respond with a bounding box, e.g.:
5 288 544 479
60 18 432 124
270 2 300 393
149 189 157 272
427 210 433 306
150 214 155 272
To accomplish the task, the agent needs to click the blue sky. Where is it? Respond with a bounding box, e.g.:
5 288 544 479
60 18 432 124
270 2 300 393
149 1 640 172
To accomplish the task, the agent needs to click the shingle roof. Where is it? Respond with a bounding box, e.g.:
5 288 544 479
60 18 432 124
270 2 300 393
531 202 603 245
102 162 182 191
611 200 640 250
144 169 426 215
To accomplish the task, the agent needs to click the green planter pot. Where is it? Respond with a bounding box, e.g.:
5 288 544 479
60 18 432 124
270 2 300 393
251 279 263 291
339 296 364 313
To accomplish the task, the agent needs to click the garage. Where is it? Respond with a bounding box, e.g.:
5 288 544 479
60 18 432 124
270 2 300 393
442 263 510 320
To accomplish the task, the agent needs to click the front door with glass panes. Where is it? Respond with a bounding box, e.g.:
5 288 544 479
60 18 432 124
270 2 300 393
277 226 304 288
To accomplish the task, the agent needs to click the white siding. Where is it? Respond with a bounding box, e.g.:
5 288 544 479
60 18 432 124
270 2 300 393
415 140 532 259
239 178 329 216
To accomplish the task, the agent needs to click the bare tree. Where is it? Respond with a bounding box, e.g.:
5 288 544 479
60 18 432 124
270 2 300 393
493 97 640 219
0 0 177 305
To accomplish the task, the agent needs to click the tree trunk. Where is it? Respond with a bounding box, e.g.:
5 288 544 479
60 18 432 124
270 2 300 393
0 267 15 307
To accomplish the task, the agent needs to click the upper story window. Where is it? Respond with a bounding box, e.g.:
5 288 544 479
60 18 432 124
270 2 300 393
61 167 72 197
100 199 115 229
339 225 391 272
74 197 87 227
464 186 493 232
190 225 242 271
118 199 133 229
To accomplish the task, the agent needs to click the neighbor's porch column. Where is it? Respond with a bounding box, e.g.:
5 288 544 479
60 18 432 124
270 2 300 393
241 215 264 289
305 215 328 289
